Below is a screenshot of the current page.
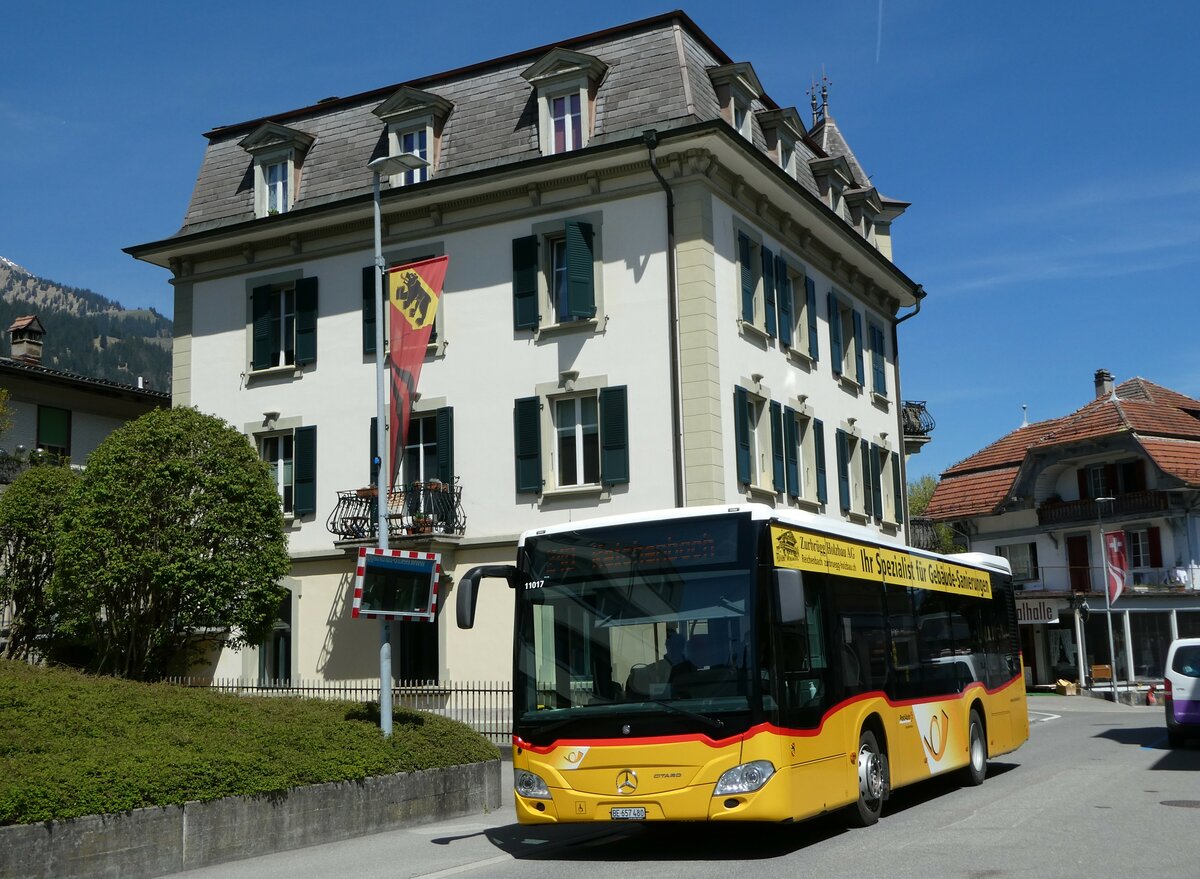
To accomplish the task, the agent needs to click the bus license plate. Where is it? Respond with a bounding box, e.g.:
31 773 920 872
611 807 646 820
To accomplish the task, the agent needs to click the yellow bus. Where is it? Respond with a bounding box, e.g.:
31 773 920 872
457 504 1027 827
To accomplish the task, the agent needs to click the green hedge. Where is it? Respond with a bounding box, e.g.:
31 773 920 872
0 661 499 825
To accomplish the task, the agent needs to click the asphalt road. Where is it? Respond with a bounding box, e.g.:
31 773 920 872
168 694 1199 879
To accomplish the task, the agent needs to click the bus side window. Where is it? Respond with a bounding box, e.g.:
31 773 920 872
834 581 887 697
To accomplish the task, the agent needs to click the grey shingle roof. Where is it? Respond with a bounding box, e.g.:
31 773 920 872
166 12 856 241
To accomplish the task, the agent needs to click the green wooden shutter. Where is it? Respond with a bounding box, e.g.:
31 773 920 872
828 292 842 375
252 284 274 370
513 397 542 493
806 277 818 359
369 416 379 486
871 324 886 393
293 425 317 516
783 406 799 497
763 246 777 337
739 232 754 322
836 429 851 512
436 407 454 484
565 221 595 319
777 256 793 347
852 310 865 385
512 236 539 330
892 453 903 525
294 276 318 366
362 266 377 355
814 418 827 503
599 386 629 485
770 400 784 491
871 444 884 520
734 385 751 485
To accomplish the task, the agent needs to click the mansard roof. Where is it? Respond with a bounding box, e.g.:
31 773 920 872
162 12 841 237
925 377 1200 521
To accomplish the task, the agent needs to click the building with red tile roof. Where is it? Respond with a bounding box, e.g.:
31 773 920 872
926 370 1200 693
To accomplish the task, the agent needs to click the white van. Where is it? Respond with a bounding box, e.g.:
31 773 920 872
1164 637 1200 747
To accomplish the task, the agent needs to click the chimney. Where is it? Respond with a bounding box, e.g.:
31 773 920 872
8 315 44 365
1094 368 1114 399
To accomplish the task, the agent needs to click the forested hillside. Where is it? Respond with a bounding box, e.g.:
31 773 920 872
0 257 171 392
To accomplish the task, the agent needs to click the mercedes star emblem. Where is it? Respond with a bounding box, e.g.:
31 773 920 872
616 769 638 794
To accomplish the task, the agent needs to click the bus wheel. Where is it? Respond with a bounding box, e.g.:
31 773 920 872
853 729 886 826
963 709 987 786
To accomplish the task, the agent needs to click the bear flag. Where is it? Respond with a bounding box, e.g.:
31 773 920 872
386 256 448 490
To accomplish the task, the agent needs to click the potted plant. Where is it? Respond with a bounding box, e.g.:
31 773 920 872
411 513 433 534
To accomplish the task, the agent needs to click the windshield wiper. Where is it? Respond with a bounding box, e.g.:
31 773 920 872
642 699 726 731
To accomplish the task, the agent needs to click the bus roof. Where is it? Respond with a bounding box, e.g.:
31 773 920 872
517 504 1010 576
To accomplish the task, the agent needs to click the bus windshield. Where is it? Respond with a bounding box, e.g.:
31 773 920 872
514 513 757 735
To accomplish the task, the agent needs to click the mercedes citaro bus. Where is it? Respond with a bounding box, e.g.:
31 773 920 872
457 504 1027 827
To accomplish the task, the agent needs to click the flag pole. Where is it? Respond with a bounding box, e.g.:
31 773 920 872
366 152 427 737
1097 497 1119 703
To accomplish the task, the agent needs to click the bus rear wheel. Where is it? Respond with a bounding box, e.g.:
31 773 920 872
962 709 987 786
853 729 886 826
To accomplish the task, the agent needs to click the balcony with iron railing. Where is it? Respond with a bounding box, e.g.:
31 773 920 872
325 478 466 542
1012 564 1194 595
1036 490 1169 527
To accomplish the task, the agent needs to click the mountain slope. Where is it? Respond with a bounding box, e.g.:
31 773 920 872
0 257 172 392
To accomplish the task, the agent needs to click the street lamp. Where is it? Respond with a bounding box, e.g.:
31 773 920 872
1096 496 1119 702
367 152 429 737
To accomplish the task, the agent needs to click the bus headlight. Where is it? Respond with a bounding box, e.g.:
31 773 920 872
514 769 552 799
713 760 776 795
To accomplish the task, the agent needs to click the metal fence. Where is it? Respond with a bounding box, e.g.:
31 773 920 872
166 677 513 744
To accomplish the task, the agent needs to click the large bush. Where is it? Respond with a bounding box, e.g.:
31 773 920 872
51 407 292 680
0 464 79 659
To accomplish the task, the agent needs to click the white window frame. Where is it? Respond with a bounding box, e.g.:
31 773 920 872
791 405 821 509
834 295 860 388
387 116 434 186
738 381 775 498
843 428 868 523
253 148 297 217
554 394 600 488
783 261 816 365
869 320 889 404
1127 528 1150 570
537 78 591 156
998 542 1038 583
780 139 796 178
877 443 900 526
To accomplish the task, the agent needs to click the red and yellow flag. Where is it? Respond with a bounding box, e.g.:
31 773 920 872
386 256 448 490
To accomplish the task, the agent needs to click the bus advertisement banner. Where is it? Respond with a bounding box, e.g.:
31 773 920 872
770 525 992 599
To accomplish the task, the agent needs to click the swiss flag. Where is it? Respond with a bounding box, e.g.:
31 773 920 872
1103 530 1127 604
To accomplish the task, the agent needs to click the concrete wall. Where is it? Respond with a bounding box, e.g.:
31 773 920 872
0 758 501 879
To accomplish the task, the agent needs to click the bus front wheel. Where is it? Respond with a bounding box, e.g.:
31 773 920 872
853 729 887 826
962 709 987 786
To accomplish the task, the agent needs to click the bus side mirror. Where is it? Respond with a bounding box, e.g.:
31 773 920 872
457 564 521 629
774 568 806 624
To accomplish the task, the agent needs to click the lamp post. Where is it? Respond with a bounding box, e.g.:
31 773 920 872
1096 496 1119 702
367 152 430 737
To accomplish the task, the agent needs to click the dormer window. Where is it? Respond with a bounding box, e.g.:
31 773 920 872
552 92 582 153
757 108 806 180
522 48 608 157
372 87 454 187
239 122 315 218
708 62 764 144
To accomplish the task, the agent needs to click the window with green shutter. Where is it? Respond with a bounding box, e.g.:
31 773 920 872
770 400 784 491
776 255 793 348
835 428 851 513
806 277 819 360
513 217 601 333
514 397 542 493
36 406 70 457
252 278 317 370
599 386 628 486
813 418 827 504
763 246 777 338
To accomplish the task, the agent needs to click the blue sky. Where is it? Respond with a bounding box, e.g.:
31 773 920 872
3 1 1198 480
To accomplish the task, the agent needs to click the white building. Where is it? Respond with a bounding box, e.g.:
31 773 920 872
127 12 929 685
